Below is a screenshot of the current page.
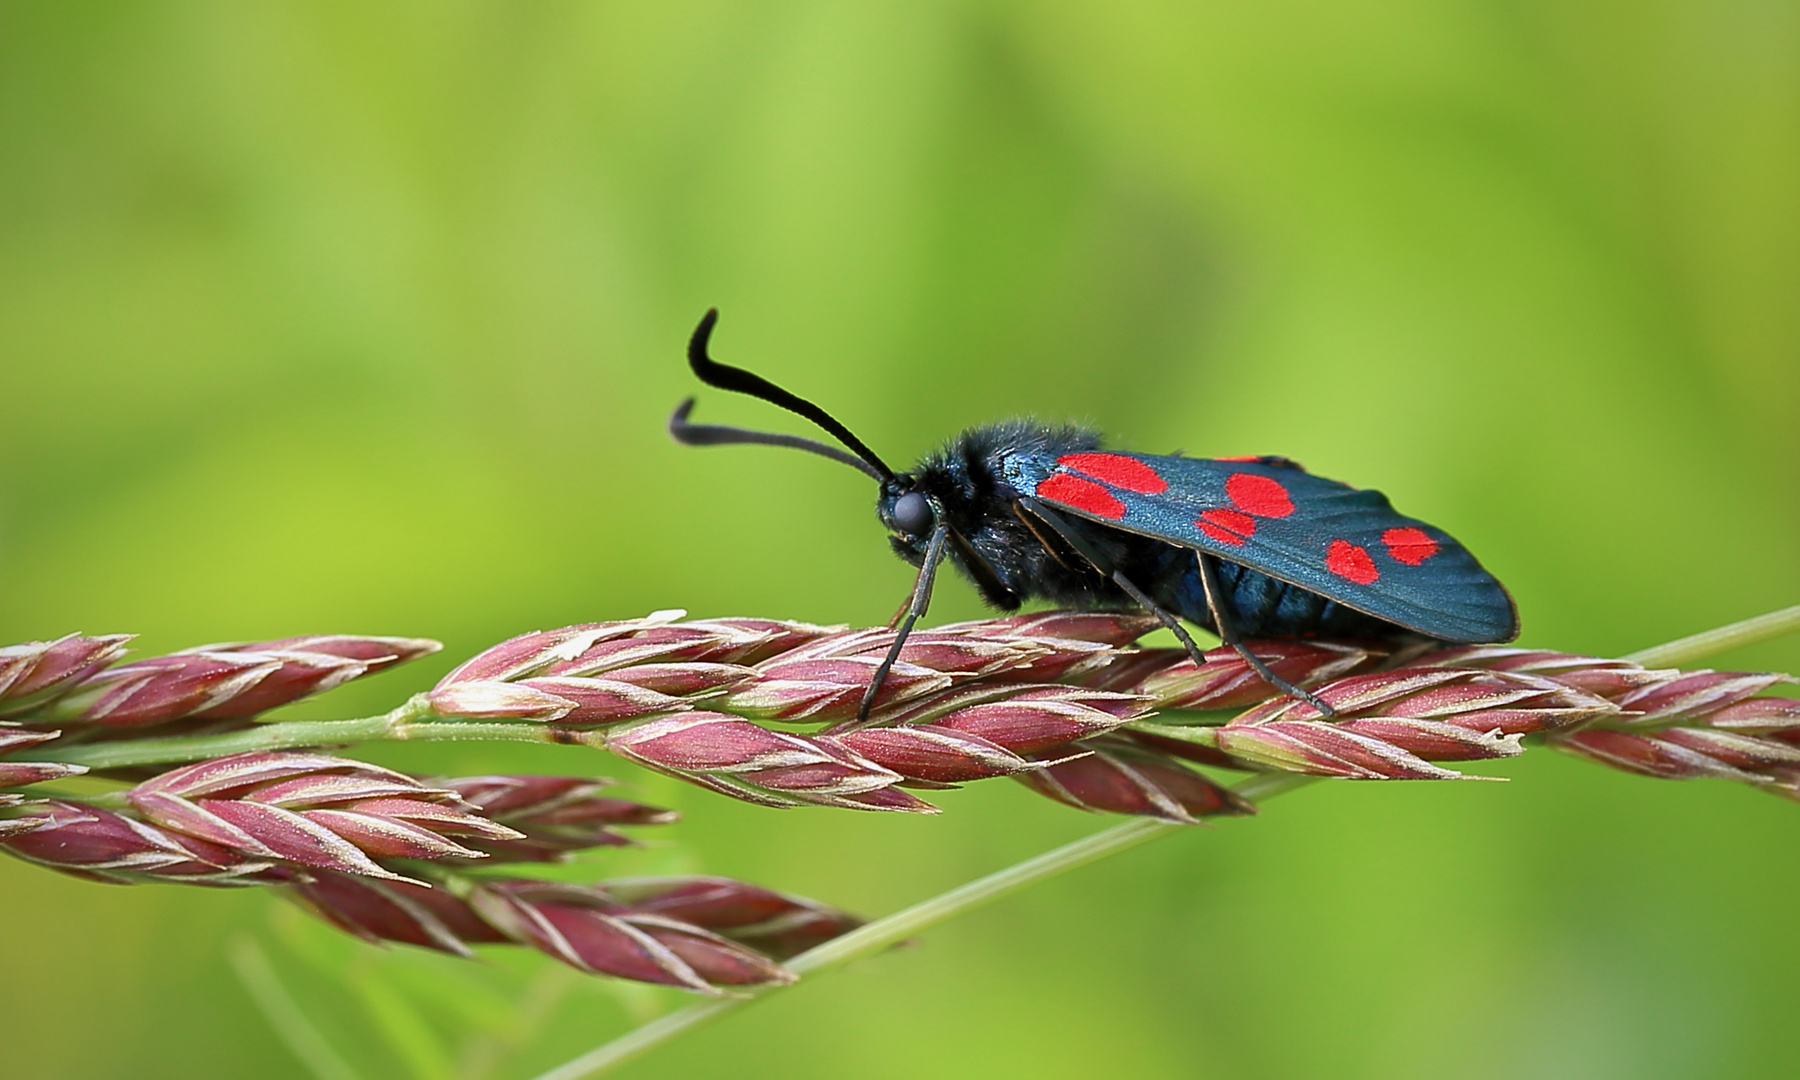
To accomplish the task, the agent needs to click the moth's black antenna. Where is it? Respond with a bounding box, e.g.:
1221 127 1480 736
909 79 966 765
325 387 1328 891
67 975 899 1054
682 308 895 481
668 399 885 482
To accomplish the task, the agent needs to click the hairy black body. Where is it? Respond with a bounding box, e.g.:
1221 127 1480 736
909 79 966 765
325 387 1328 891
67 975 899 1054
885 421 1402 642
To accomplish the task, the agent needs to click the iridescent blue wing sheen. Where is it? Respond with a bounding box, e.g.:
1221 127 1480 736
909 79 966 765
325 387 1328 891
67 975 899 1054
1000 450 1518 644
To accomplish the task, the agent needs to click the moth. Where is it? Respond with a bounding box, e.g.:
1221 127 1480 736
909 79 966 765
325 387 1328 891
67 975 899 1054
672 310 1518 720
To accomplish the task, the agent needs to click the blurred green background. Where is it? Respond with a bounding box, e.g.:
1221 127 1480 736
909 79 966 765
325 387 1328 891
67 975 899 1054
3 2 1799 1078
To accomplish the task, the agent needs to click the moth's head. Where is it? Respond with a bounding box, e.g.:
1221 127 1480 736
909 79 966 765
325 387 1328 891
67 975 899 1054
877 475 941 561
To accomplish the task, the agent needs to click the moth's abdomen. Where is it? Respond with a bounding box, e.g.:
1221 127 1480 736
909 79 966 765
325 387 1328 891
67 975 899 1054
1136 542 1403 641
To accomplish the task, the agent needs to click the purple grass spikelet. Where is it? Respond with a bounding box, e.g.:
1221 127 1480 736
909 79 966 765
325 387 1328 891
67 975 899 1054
1114 640 1381 710
468 880 796 992
441 775 677 860
126 752 522 881
0 634 134 718
1 800 279 884
604 713 934 812
30 633 442 728
1016 741 1256 823
288 870 507 956
597 876 862 960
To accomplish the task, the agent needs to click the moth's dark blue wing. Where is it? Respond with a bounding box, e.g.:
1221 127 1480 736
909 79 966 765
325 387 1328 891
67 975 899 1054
1001 450 1518 644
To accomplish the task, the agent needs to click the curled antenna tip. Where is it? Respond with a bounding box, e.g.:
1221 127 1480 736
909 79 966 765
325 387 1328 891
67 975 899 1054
689 309 721 369
668 397 698 439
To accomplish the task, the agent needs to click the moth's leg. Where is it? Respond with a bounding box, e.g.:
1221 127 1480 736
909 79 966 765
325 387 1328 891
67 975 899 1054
948 526 1021 610
1014 497 1117 577
1194 551 1336 717
854 522 950 727
885 591 913 629
1011 501 1082 574
1018 497 1334 715
1015 496 1212 668
1105 567 1216 669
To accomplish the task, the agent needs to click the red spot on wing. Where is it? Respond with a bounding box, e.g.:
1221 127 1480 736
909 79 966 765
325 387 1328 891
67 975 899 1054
1057 453 1167 494
1225 472 1295 518
1035 474 1126 520
1196 509 1256 546
1326 540 1379 585
1382 527 1439 566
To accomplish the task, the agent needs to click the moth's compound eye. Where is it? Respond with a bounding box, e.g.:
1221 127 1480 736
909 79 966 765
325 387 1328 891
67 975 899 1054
892 492 934 535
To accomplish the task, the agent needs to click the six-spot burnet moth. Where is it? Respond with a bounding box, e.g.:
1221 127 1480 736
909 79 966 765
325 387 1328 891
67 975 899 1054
670 309 1518 721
